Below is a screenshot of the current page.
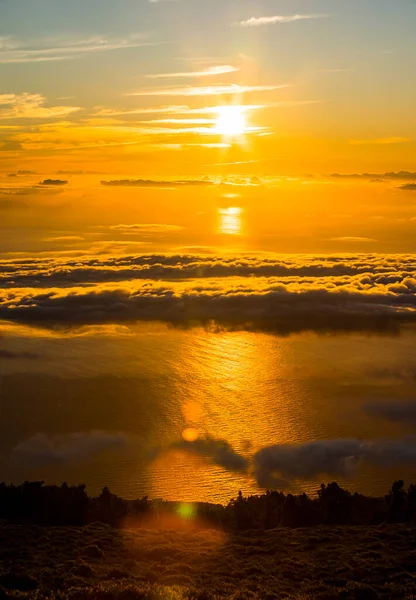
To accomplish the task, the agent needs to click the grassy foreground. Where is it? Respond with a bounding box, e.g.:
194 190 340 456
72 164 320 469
1 519 416 600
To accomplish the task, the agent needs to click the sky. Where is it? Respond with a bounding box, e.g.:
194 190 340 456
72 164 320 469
1 0 416 176
1 0 416 256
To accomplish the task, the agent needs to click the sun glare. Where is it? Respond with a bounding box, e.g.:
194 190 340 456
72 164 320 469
215 105 246 136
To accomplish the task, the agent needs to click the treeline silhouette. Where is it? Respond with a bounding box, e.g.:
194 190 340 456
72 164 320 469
0 480 415 529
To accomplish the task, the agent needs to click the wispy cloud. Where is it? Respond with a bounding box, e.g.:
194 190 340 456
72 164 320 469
327 237 376 243
93 105 191 117
0 34 154 64
101 178 213 188
129 84 286 97
146 65 240 78
0 93 80 120
43 236 84 242
92 104 264 117
140 118 215 125
110 224 184 233
399 183 416 191
240 14 328 27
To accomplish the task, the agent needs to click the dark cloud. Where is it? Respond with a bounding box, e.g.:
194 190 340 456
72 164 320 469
11 430 416 487
39 179 68 186
56 170 84 175
253 437 416 488
1 254 416 334
1 281 416 334
398 183 416 191
11 431 129 466
254 439 361 487
171 437 249 472
366 402 416 424
366 366 416 381
7 170 37 177
1 254 415 288
0 349 39 360
11 430 245 474
101 179 214 188
0 139 23 151
330 171 416 180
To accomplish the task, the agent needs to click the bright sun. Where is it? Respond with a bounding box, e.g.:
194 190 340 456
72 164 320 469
215 105 246 136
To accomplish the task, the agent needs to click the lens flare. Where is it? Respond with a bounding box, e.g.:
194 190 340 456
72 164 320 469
177 502 196 520
182 427 199 442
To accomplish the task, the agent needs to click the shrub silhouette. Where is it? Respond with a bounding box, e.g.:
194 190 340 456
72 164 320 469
0 479 413 529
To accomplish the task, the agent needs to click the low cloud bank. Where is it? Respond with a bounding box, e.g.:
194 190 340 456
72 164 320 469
1 281 416 334
11 431 416 489
12 431 129 466
253 437 416 488
170 437 249 472
366 401 416 424
1 254 415 334
2 253 415 287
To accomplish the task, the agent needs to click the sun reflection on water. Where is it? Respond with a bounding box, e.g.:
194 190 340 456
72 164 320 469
218 207 243 235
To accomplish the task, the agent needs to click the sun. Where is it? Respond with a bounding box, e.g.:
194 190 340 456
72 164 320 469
214 105 246 136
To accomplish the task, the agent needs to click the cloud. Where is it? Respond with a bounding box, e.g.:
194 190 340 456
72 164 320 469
366 402 416 424
11 429 245 474
0 35 154 64
366 365 416 382
0 138 23 151
43 236 84 242
327 237 376 243
129 84 286 97
56 170 85 175
399 183 416 191
0 349 38 360
110 224 184 234
2 254 416 334
330 171 416 180
254 439 361 487
93 104 264 118
0 184 64 197
240 14 328 27
12 431 129 466
3 253 414 287
0 93 80 120
156 437 249 473
253 437 416 487
147 65 240 78
39 179 68 186
11 429 416 486
2 276 416 334
101 178 213 188
140 118 215 125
